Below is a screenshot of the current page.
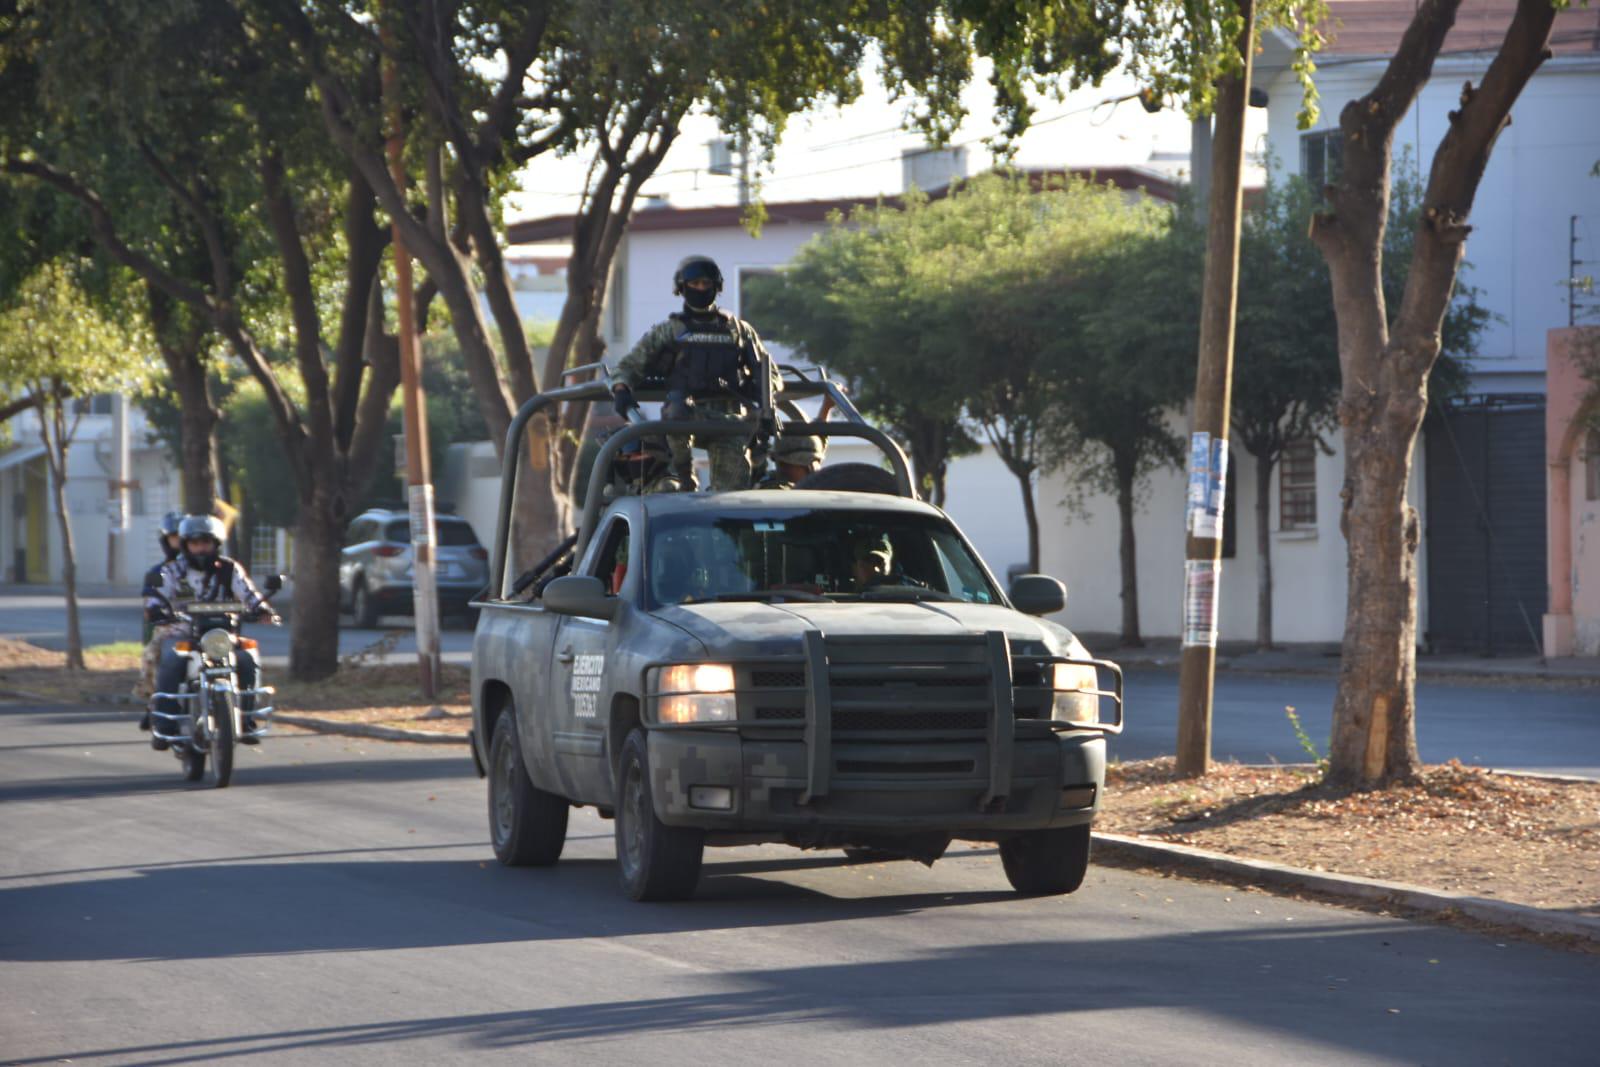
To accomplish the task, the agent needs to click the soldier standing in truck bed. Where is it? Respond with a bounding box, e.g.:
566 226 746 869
609 255 782 491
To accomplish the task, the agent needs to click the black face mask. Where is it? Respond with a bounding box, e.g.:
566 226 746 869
682 287 716 311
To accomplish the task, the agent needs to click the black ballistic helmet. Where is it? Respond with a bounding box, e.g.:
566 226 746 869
178 514 227 569
672 255 723 297
158 511 184 536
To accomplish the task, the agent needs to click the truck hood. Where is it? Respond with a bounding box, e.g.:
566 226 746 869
654 600 1083 658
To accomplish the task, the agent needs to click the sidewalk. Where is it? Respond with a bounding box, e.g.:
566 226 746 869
1080 635 1600 683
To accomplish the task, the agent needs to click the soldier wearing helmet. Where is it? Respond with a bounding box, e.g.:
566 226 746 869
758 434 825 489
139 515 279 749
609 254 782 491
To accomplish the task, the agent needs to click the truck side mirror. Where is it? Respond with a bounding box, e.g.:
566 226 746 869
264 574 284 594
542 575 620 621
1009 574 1066 617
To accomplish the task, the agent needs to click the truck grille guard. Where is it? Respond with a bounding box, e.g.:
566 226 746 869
644 631 1122 812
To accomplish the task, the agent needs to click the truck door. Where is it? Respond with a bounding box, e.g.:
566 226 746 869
548 516 631 802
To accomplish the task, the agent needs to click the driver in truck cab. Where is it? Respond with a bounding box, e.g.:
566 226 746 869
609 254 782 492
140 515 279 749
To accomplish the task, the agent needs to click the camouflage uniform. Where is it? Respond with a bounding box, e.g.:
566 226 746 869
613 308 782 491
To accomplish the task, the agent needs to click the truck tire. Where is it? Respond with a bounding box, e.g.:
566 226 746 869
488 710 568 866
351 580 379 629
795 462 904 497
615 729 704 901
999 823 1091 895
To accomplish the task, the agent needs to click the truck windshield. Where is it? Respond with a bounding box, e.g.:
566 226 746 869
646 508 1000 608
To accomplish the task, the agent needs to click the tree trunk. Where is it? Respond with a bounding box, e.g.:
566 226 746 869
173 360 218 515
1015 468 1040 573
1308 0 1557 786
1255 448 1274 650
39 402 84 669
288 492 344 681
1116 466 1142 647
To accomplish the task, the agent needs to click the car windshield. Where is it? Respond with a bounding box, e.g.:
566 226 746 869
645 508 999 608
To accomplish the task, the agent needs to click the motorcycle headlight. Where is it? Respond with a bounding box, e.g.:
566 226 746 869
1051 662 1100 725
655 663 737 724
199 628 235 662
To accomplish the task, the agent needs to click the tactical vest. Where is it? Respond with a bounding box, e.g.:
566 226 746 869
662 310 752 398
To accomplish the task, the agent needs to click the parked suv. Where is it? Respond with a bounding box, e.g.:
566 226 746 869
340 507 490 627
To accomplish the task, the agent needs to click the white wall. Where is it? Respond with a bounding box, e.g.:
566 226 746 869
0 406 178 588
1263 54 1600 393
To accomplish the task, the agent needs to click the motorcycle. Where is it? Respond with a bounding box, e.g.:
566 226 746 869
148 574 283 787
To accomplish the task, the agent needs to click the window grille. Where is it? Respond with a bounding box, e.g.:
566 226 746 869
1280 439 1318 529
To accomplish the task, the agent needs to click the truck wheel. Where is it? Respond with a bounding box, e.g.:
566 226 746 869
488 710 568 866
615 729 703 901
1000 824 1091 895
351 580 379 629
795 462 904 497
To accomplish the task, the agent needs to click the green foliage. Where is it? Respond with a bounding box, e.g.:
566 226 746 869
1283 704 1328 776
221 377 302 528
0 260 155 400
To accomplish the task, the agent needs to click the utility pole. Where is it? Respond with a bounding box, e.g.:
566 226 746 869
384 31 441 698
1175 0 1255 777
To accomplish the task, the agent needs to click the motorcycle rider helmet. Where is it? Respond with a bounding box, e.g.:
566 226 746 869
672 255 722 310
157 510 185 560
178 514 227 570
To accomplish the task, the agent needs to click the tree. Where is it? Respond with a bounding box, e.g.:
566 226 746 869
0 262 153 668
1307 0 1563 785
1056 230 1196 646
959 175 1172 575
1 0 417 680
1147 168 1486 650
745 190 981 506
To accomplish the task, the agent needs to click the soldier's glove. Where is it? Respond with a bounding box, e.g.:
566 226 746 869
612 386 638 418
250 609 282 626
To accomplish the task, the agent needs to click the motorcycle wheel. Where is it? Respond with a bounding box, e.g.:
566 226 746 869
206 688 235 789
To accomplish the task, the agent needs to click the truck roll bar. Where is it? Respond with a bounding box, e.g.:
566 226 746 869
488 371 914 598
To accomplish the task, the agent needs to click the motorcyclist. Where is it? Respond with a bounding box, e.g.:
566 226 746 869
142 515 279 749
134 512 186 701
609 255 782 491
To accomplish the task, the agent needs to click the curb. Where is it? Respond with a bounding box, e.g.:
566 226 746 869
273 712 469 745
1092 831 1600 944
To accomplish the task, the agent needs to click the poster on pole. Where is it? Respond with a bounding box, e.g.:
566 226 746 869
1182 559 1220 647
1193 436 1229 540
408 483 435 547
1185 432 1210 536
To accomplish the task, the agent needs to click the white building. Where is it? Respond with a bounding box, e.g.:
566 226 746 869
0 397 181 589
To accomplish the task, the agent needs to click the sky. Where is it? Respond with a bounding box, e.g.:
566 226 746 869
504 61 1272 236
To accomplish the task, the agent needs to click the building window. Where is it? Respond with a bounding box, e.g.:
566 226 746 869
1280 439 1318 530
1587 428 1600 502
1301 130 1342 191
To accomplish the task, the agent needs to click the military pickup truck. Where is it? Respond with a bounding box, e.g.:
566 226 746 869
469 365 1122 900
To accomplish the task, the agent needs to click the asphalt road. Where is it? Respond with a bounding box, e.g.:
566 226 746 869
3 702 1598 1066
1112 670 1600 779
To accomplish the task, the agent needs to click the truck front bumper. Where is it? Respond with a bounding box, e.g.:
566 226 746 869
647 730 1106 835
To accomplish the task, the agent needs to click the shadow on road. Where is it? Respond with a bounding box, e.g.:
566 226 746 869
6 917 1592 1066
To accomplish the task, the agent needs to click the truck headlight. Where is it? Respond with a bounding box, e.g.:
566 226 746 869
656 663 737 724
1051 662 1100 725
199 628 235 662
